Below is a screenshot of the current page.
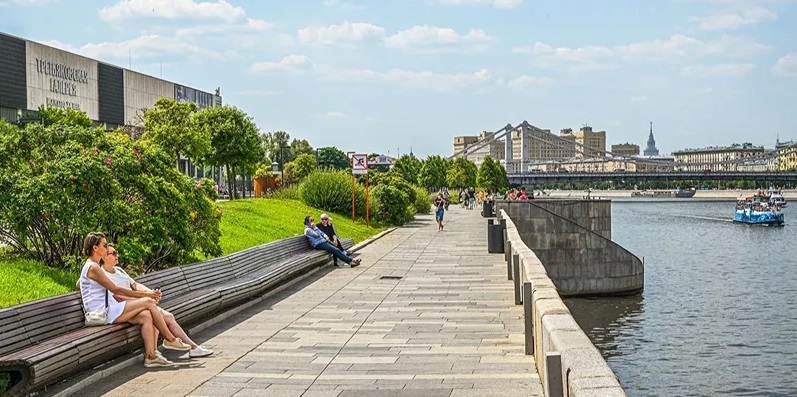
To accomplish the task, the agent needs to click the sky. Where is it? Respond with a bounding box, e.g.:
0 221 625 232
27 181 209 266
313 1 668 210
1 0 796 158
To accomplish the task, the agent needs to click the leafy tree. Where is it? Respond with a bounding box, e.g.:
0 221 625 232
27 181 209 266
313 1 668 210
261 130 291 164
282 161 296 187
290 138 314 160
447 157 477 189
37 105 93 128
419 155 449 189
0 116 221 269
393 154 423 185
477 156 509 193
141 98 209 170
293 153 317 181
194 105 262 200
317 146 349 170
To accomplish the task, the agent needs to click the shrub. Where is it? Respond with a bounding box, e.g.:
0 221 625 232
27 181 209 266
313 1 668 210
271 187 301 200
0 117 222 270
371 185 413 226
413 186 432 214
300 170 368 217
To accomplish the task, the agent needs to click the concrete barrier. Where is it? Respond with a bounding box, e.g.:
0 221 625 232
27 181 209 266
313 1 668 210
499 209 628 396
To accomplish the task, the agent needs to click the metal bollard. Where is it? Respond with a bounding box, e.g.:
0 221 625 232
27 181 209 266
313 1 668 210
523 281 533 355
545 352 564 397
512 253 521 305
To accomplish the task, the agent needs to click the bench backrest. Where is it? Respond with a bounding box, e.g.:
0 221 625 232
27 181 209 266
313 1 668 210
135 267 190 302
0 293 84 356
181 256 233 291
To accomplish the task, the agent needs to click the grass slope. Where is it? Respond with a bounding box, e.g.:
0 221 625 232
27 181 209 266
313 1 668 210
217 198 385 255
0 258 77 308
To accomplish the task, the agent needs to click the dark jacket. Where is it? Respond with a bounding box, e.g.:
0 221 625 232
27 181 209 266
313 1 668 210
317 222 337 239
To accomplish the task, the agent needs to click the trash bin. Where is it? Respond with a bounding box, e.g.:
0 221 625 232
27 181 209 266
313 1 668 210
482 201 494 218
487 218 505 253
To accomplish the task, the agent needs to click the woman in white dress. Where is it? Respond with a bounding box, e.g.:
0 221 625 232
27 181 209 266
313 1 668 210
78 232 192 367
101 244 213 358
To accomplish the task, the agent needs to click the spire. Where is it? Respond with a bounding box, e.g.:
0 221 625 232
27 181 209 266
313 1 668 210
644 121 659 156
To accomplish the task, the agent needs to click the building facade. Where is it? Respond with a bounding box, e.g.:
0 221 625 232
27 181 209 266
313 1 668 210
463 131 504 167
561 126 606 158
672 143 767 171
777 140 797 171
611 143 640 157
453 136 479 157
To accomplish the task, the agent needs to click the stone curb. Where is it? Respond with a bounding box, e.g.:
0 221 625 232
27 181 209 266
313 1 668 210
42 227 398 397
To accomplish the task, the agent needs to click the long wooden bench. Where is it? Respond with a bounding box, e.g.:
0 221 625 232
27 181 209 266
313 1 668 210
0 236 354 397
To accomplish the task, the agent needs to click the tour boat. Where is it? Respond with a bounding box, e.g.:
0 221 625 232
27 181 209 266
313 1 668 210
734 197 785 226
769 193 787 208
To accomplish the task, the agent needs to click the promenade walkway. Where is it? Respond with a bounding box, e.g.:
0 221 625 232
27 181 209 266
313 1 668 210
81 206 542 397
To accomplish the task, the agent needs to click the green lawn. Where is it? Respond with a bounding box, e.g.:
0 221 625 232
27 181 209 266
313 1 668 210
0 257 78 308
217 198 386 255
0 198 387 308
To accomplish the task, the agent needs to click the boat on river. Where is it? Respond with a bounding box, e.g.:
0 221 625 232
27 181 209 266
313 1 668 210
734 196 785 226
631 188 696 198
769 193 787 208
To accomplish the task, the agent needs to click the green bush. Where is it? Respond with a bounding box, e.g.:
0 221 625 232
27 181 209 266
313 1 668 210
300 170 368 217
0 373 9 395
371 185 413 226
413 186 431 214
0 117 222 270
271 187 301 200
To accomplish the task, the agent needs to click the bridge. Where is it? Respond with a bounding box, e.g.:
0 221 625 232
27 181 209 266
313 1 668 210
508 171 797 186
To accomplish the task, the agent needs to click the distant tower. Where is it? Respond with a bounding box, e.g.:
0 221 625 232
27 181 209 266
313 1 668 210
644 121 659 156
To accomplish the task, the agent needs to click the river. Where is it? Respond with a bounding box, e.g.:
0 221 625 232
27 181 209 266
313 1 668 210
564 199 797 397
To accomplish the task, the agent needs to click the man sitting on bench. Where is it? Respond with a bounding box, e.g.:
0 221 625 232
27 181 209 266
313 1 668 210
316 213 348 266
304 215 361 268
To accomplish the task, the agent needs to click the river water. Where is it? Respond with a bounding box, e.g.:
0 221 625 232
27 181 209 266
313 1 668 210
564 199 797 397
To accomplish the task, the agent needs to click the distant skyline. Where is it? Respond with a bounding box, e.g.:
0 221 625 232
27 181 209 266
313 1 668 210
1 0 795 157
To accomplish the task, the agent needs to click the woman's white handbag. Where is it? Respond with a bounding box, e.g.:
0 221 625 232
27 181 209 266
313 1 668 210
84 290 109 326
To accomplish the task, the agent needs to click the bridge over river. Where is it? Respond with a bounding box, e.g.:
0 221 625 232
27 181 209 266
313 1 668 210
68 208 543 397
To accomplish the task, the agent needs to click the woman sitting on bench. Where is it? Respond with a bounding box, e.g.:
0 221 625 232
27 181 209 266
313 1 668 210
304 215 361 267
79 232 192 368
100 244 214 359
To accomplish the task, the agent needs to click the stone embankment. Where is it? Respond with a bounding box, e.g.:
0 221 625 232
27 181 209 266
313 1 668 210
543 189 797 200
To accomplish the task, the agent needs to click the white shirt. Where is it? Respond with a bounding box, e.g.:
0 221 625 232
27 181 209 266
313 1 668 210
104 266 135 289
79 260 108 312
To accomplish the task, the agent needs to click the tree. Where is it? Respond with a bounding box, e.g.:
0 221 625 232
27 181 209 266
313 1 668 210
447 157 477 189
477 156 509 193
393 154 423 185
142 98 209 170
194 105 262 200
37 105 93 128
261 130 291 164
317 146 348 170
292 153 317 181
290 138 314 160
419 155 449 189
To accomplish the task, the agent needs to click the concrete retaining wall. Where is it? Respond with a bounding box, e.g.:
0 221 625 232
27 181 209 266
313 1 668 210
499 209 627 396
495 199 643 296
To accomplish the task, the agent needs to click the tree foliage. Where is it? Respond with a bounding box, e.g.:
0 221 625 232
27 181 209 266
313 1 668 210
37 105 93 128
419 155 450 189
393 154 423 185
141 98 209 166
447 157 477 189
193 105 262 200
290 138 314 160
317 146 349 170
292 153 317 181
477 156 509 193
261 130 291 164
0 114 221 270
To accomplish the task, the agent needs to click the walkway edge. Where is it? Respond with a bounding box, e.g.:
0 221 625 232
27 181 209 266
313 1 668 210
43 227 398 397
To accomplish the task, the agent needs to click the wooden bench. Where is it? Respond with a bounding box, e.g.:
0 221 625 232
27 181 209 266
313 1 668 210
0 236 354 397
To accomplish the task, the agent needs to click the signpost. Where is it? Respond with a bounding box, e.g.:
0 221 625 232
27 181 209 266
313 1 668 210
351 154 370 226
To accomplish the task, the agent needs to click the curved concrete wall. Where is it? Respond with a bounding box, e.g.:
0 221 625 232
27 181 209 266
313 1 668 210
495 199 643 296
500 209 627 396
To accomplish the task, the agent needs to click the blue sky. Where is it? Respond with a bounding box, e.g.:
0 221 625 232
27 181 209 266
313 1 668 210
1 0 796 158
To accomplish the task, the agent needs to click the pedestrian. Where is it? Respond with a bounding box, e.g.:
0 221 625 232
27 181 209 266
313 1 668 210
434 192 446 231
304 216 361 267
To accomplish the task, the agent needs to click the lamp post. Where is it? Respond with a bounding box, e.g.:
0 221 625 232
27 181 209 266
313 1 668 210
280 146 290 187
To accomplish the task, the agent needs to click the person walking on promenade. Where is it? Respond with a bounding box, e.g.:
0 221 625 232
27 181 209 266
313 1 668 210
79 232 191 368
316 213 349 266
434 192 447 231
468 188 476 210
442 188 451 210
304 216 361 267
100 244 213 358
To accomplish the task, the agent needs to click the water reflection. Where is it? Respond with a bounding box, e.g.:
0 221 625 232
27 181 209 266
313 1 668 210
565 295 644 359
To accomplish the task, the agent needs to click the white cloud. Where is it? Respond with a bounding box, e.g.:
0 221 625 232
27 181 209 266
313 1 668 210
508 75 554 90
297 21 385 46
512 34 770 70
691 6 778 30
319 111 347 119
99 0 246 22
383 25 494 52
249 55 314 74
175 18 274 37
0 0 52 5
427 0 521 8
342 68 496 91
42 35 221 61
631 96 649 102
680 63 757 77
322 0 362 10
773 54 797 76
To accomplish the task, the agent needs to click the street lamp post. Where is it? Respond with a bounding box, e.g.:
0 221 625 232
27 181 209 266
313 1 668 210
280 146 290 187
